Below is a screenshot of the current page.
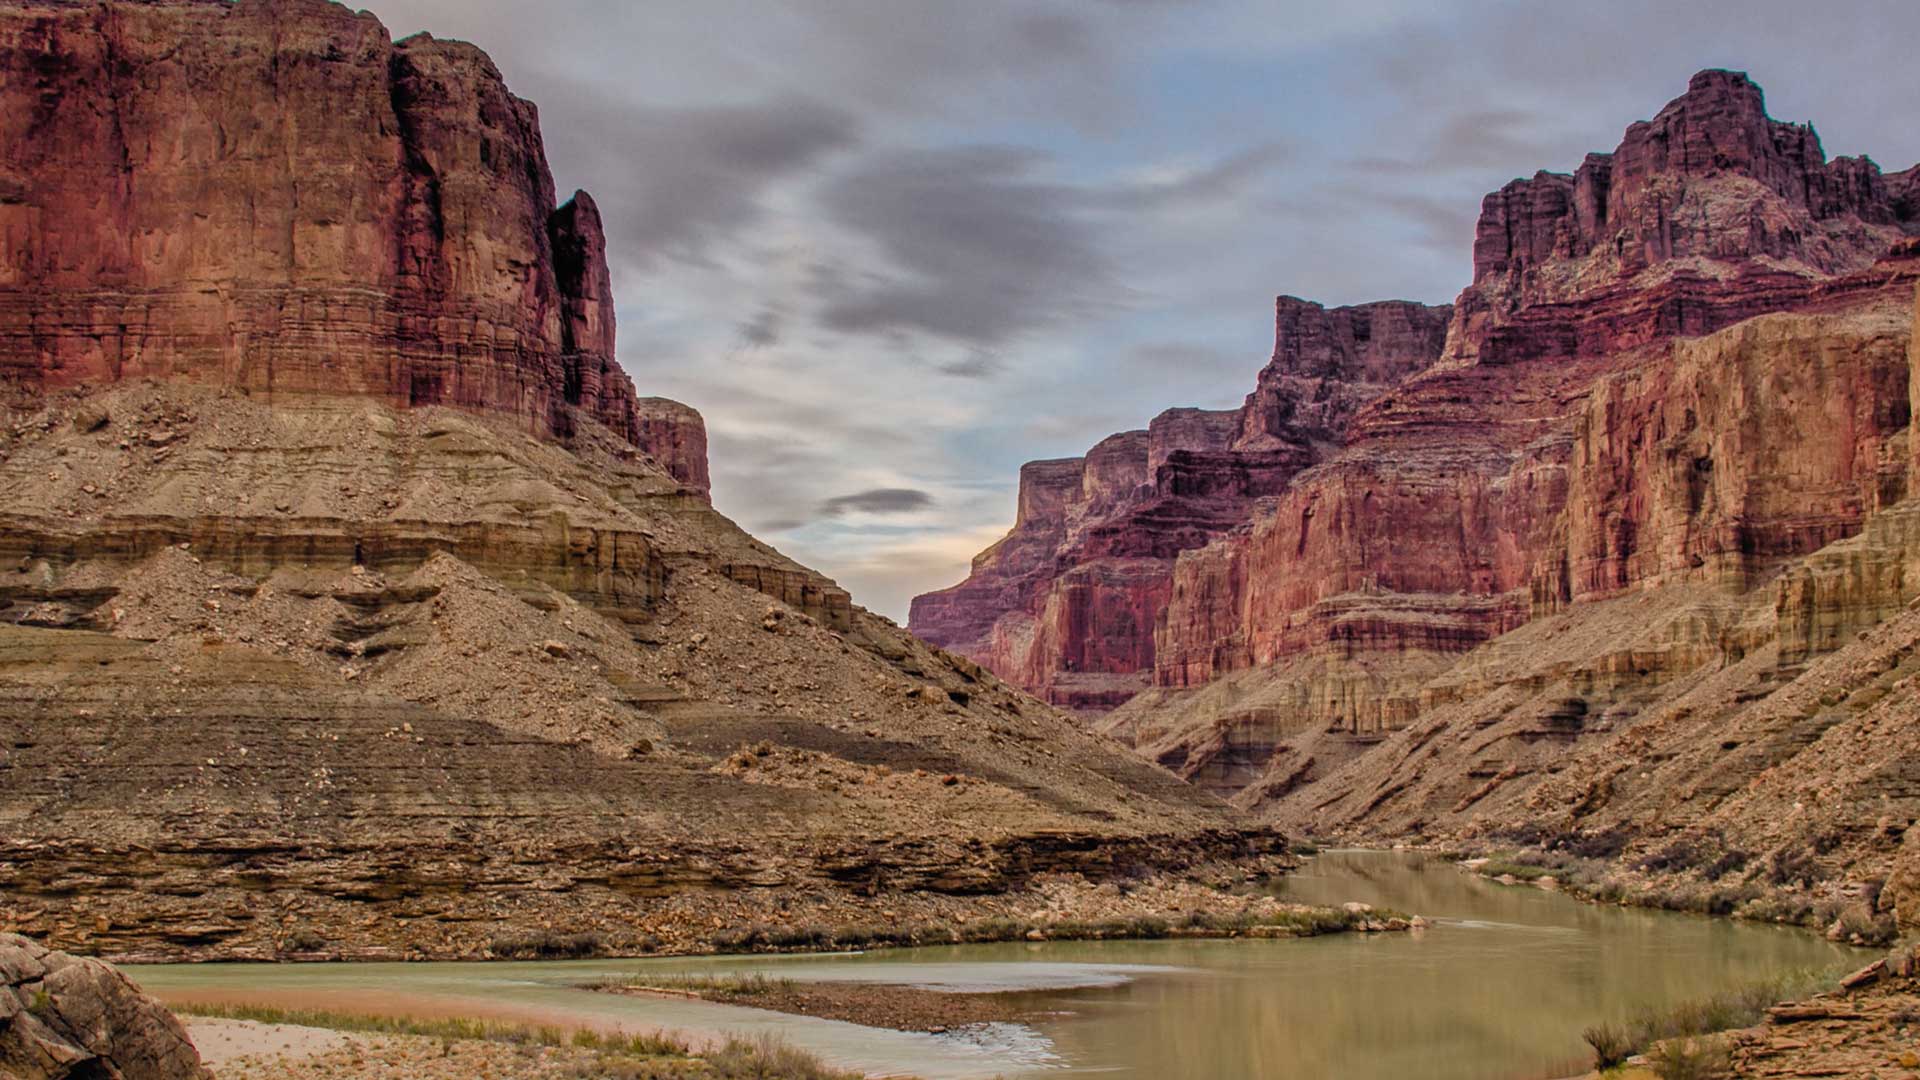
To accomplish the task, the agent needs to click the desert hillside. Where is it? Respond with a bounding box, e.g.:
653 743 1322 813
0 0 1262 962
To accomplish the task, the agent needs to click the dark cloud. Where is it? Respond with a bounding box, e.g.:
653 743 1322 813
811 141 1285 348
819 488 937 517
737 307 781 348
816 146 1112 346
937 353 1005 379
549 95 859 267
1349 109 1554 175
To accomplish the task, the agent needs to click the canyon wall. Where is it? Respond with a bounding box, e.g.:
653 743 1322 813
910 297 1451 710
0 0 706 497
914 70 1920 812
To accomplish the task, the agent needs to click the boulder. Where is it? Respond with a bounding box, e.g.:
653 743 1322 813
0 933 209 1079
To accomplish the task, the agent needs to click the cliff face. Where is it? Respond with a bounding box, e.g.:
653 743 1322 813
909 297 1451 710
0 0 1258 962
915 69 1920 827
1472 71 1899 291
0 0 705 496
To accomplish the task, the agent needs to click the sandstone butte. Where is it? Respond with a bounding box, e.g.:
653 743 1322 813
913 69 1920 924
0 0 1281 966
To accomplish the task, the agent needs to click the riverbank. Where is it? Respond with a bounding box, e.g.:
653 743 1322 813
1444 846 1900 946
130 850 1856 1079
1555 946 1920 1079
182 1005 873 1080
103 856 1412 965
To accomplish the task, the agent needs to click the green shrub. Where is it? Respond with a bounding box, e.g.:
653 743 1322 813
764 925 832 949
1582 969 1835 1068
1767 847 1819 888
1478 859 1555 881
180 1002 688 1057
1833 904 1899 946
487 930 606 960
606 972 797 998
279 928 327 953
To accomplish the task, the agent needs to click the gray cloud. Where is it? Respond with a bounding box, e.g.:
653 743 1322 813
936 353 1006 379
819 488 937 517
1349 109 1553 175
550 95 859 267
810 140 1288 349
816 146 1113 345
1094 143 1294 210
737 307 782 348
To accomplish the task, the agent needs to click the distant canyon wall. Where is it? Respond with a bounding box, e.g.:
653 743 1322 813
912 70 1920 745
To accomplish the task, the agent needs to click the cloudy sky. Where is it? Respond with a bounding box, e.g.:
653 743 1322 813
364 0 1920 621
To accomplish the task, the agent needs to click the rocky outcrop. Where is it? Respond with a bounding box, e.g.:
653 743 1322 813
0 933 209 1079
910 297 1451 711
1451 70 1912 370
1472 71 1901 289
0 0 706 497
633 397 712 498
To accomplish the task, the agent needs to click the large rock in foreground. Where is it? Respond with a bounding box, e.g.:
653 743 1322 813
0 934 208 1079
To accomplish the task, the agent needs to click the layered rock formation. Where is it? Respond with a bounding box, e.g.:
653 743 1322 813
915 64 1920 894
910 298 1452 710
0 0 705 496
0 0 1265 961
0 933 209 1079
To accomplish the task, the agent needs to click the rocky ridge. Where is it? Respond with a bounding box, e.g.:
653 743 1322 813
0 0 1269 961
913 70 1920 912
910 298 1452 710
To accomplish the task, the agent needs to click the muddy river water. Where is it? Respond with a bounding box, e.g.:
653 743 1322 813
135 850 1861 1078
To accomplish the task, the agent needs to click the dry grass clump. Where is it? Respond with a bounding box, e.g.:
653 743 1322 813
1581 971 1834 1071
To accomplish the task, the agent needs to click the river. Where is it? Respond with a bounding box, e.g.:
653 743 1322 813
134 850 1861 1078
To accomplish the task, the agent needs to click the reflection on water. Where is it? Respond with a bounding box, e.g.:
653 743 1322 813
135 850 1862 1079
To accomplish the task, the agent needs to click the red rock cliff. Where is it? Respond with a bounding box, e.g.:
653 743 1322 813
913 70 1918 731
0 0 708 497
909 297 1452 710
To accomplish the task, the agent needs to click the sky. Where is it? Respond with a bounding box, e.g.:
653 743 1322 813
361 0 1920 622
